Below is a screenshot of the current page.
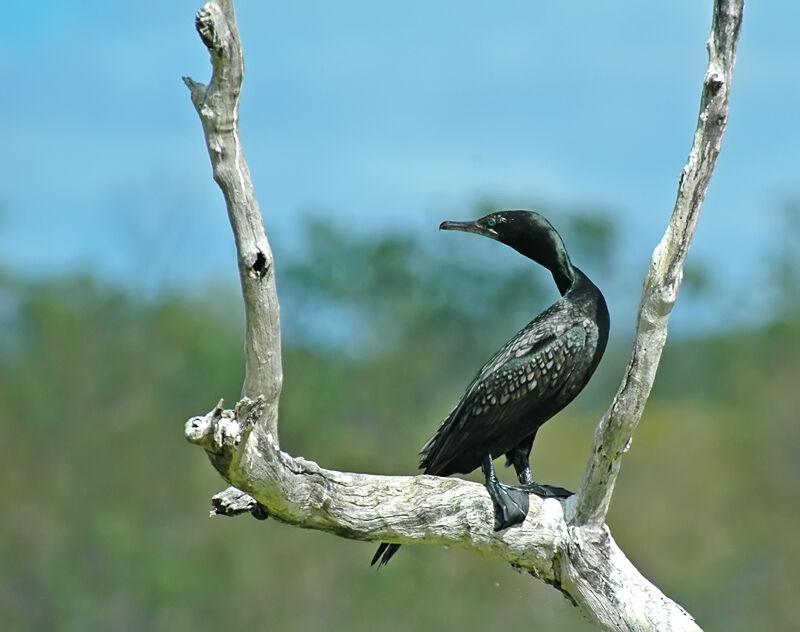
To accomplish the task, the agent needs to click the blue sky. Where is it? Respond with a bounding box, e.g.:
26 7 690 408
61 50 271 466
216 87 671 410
1 1 798 329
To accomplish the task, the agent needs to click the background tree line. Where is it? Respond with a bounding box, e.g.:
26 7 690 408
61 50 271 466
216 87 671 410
1 203 798 630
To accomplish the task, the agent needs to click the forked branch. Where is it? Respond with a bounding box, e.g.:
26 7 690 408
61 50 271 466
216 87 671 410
183 1 743 630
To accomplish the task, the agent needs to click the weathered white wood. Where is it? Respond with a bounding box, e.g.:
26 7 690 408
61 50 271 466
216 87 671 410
562 525 702 631
570 0 744 529
183 0 282 440
183 1 743 630
186 399 701 631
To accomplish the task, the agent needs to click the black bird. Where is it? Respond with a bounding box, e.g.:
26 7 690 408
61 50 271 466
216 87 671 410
372 210 609 567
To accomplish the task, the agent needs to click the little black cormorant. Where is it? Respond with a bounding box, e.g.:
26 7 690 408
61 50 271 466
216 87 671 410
372 210 610 567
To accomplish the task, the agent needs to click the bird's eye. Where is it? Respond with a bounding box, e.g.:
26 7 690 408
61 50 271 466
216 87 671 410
487 218 496 228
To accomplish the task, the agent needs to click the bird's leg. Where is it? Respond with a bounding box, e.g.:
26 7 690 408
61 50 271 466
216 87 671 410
481 453 529 531
505 434 536 484
505 437 573 500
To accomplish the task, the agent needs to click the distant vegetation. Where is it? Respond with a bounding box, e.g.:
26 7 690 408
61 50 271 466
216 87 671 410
1 213 798 631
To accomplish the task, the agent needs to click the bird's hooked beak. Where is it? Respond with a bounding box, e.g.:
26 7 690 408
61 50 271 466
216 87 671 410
439 219 488 236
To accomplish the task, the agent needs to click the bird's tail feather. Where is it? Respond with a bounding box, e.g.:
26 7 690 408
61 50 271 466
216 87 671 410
371 542 401 567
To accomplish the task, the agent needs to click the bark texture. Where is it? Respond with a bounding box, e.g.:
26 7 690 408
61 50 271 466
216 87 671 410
183 1 744 629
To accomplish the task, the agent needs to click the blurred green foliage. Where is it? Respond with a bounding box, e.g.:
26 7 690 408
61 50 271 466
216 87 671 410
1 214 798 631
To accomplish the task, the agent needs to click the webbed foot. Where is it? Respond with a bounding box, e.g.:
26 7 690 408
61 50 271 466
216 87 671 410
510 482 573 499
482 454 530 531
482 453 574 530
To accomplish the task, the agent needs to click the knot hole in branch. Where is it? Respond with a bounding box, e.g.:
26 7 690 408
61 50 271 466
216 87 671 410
250 251 268 279
704 68 724 93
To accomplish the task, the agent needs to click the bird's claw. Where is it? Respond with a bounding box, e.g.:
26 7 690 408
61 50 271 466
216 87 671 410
510 482 573 499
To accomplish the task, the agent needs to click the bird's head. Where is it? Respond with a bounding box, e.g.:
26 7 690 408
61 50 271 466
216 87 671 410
440 210 576 292
440 210 565 262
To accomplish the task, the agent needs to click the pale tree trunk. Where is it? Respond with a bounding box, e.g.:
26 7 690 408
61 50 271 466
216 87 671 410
182 1 744 630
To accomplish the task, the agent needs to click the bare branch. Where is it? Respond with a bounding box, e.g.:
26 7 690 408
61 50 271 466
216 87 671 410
571 0 744 528
210 487 257 516
183 1 743 630
183 0 282 439
187 400 702 631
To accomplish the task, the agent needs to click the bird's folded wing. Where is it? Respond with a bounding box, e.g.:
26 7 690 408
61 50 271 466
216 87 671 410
420 316 588 472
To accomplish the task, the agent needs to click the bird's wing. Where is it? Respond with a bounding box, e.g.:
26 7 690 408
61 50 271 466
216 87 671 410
420 312 588 473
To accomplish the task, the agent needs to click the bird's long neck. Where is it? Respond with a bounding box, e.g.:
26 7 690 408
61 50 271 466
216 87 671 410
503 220 578 296
544 246 576 296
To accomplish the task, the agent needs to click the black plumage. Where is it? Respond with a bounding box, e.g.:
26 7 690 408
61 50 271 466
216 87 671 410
373 210 609 567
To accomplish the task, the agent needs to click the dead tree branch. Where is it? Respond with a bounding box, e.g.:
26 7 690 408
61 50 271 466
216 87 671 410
571 0 744 528
182 1 743 630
